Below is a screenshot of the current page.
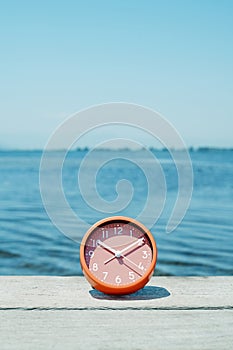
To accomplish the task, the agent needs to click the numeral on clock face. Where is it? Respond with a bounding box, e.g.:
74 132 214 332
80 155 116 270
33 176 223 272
93 263 98 271
115 275 121 284
103 272 108 280
114 227 123 235
138 262 144 270
128 271 135 280
102 230 108 239
142 250 149 259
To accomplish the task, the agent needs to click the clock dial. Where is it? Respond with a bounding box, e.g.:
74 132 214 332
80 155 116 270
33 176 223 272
84 222 152 286
80 216 157 295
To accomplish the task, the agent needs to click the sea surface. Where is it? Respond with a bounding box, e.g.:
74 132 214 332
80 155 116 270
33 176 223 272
0 149 233 276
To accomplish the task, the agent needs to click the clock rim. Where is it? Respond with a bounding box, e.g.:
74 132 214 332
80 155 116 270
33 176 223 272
80 216 157 295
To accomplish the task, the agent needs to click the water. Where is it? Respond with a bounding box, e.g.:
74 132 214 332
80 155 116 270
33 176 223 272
0 149 233 276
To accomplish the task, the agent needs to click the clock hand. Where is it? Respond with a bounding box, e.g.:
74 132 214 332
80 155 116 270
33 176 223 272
103 247 123 265
118 237 144 255
97 240 117 255
121 255 144 275
104 251 144 276
104 254 118 264
104 237 145 265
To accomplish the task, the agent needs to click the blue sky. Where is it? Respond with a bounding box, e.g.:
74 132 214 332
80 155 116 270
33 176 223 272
0 0 232 149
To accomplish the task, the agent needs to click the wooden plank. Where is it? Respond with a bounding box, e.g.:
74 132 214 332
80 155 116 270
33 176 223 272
0 277 233 350
0 309 232 350
0 276 233 310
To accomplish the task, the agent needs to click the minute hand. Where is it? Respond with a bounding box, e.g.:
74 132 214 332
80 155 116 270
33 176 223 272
119 237 144 255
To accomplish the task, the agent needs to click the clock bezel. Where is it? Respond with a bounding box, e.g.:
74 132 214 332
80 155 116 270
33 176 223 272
80 216 157 295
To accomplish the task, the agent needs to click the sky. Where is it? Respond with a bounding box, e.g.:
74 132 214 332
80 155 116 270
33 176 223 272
0 0 233 149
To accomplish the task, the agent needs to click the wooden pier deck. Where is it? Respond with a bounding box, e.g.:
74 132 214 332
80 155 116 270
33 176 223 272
0 276 232 349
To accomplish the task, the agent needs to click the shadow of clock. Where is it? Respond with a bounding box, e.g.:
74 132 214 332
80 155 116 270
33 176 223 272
89 285 170 301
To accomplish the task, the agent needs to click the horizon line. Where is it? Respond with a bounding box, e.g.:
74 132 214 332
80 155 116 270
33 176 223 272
0 146 233 152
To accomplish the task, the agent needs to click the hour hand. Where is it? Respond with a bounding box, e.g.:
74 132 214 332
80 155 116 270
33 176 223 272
97 240 117 255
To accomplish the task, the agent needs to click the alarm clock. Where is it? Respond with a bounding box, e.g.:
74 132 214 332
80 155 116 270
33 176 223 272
80 216 157 295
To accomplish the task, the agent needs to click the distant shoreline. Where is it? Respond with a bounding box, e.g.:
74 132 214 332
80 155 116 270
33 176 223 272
0 147 233 153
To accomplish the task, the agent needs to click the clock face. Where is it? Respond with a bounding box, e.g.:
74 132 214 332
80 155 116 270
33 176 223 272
80 217 157 294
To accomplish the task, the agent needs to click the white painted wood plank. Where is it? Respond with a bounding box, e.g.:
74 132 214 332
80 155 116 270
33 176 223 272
0 276 233 310
0 309 232 350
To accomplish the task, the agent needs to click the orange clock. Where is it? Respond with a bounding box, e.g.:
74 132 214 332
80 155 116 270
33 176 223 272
80 216 157 295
